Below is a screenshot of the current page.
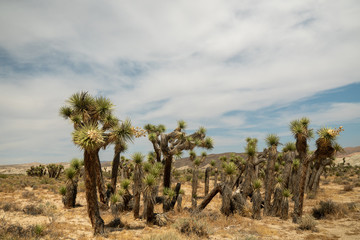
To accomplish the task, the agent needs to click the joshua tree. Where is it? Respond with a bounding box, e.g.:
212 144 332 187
241 138 265 199
282 142 296 189
264 134 280 216
291 118 343 223
62 158 83 208
190 151 206 209
252 179 262 220
270 177 283 217
220 161 237 216
47 164 64 178
290 117 313 223
142 161 161 223
110 119 135 194
280 188 291 220
204 166 211 196
132 152 144 219
60 91 129 234
143 173 157 223
144 121 214 188
210 160 218 188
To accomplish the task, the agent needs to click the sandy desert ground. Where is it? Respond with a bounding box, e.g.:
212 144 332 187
1 165 360 240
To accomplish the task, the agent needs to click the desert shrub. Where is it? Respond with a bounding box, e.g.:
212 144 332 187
33 224 45 237
26 165 46 177
143 231 182 240
173 217 209 237
343 184 354 191
22 190 35 199
0 221 47 239
0 174 8 179
1 202 21 212
23 204 44 215
311 200 350 219
298 215 317 231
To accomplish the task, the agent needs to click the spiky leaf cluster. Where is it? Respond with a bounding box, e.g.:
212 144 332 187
132 152 144 164
265 133 280 147
289 117 314 139
253 179 262 190
283 142 296 152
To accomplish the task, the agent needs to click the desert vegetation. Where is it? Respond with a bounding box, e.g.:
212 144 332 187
0 92 359 239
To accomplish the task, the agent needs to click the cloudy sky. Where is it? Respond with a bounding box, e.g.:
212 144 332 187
0 0 359 165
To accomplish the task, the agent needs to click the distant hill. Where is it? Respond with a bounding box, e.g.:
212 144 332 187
1 146 359 174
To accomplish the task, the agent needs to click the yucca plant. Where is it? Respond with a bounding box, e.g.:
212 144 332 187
252 179 262 220
264 133 280 216
144 120 214 188
280 189 291 220
132 152 144 219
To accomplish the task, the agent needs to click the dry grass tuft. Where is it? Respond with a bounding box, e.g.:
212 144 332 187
298 214 317 231
343 184 354 191
173 217 210 238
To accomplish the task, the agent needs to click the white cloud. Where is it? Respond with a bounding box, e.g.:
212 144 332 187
0 0 359 164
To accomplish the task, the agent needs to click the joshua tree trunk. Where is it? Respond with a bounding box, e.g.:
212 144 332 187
95 152 107 205
176 194 183 212
163 182 181 212
110 151 120 194
143 187 155 224
293 155 314 223
280 197 289 220
192 167 199 209
282 151 295 189
133 165 142 219
204 167 210 196
221 183 233 216
84 150 104 235
232 191 246 215
271 185 282 217
63 179 78 208
163 155 173 188
252 189 262 220
264 145 277 215
214 169 218 188
193 184 222 214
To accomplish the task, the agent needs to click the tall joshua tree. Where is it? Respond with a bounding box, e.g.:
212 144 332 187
290 117 313 223
241 138 264 199
132 152 144 219
291 118 343 223
109 119 136 194
264 134 280 216
190 151 206 209
252 179 263 220
60 92 126 234
282 142 296 189
144 120 213 188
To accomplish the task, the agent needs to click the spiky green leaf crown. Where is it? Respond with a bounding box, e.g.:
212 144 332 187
177 120 187 130
290 117 313 139
224 162 237 175
72 124 105 151
283 142 296 152
253 179 262 189
132 152 144 164
265 133 280 147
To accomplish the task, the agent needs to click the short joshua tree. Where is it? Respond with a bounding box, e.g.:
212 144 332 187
62 158 83 208
252 179 263 220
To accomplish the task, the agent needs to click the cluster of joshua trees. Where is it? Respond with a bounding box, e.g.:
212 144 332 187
60 91 343 235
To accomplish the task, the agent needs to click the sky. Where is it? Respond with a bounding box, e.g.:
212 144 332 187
0 0 359 165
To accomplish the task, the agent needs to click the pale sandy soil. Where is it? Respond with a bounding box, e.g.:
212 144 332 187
1 175 360 240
